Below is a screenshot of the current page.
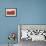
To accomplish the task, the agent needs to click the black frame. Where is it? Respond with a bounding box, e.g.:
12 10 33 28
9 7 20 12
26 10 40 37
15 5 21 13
5 8 17 17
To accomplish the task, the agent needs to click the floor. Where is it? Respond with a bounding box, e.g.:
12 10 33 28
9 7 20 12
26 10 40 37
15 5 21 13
19 39 46 46
0 44 18 46
0 40 46 46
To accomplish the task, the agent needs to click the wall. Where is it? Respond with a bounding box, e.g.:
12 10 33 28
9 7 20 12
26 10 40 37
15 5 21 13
0 0 46 44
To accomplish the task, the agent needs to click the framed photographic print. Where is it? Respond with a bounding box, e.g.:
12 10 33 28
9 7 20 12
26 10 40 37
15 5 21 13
5 8 17 16
18 24 46 42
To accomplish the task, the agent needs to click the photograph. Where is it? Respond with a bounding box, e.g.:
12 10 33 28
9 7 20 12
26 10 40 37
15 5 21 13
18 24 46 46
5 8 17 16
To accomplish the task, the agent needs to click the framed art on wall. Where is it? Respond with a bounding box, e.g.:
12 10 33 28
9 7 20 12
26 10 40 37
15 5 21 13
5 8 17 16
18 24 46 42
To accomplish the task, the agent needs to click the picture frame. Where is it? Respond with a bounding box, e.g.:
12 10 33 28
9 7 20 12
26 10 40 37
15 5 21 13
5 8 17 16
18 24 46 42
